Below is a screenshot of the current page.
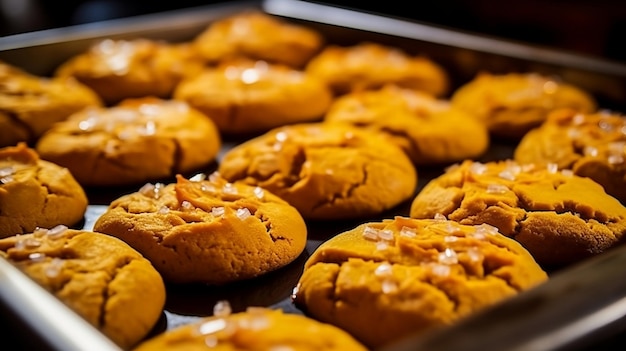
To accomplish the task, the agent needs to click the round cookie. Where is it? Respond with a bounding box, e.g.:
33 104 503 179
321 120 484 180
0 227 166 349
450 72 597 140
305 42 449 97
324 84 490 165
409 159 626 267
173 59 333 136
292 216 548 349
0 60 102 147
54 38 205 105
35 97 221 187
192 11 324 68
514 108 626 204
0 143 87 238
133 304 368 351
217 122 418 220
93 173 307 285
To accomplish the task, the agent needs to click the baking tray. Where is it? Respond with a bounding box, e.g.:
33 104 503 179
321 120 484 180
2 0 626 350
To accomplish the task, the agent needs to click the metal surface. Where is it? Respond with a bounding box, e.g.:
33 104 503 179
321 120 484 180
1 1 626 350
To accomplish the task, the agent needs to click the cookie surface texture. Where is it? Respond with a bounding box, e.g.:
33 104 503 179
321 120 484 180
324 85 489 165
514 108 626 204
409 159 626 267
133 306 368 351
450 72 596 140
292 216 548 349
35 97 221 187
0 227 166 349
305 42 449 97
0 143 88 238
174 59 333 136
0 60 102 147
192 11 324 68
93 174 307 285
217 123 418 220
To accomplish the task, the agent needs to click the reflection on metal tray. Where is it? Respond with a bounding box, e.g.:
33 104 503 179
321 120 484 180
1 0 626 350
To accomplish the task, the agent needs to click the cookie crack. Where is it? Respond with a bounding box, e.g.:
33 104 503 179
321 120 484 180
0 108 34 142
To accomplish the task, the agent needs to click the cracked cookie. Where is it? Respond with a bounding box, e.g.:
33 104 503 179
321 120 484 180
450 72 597 140
305 42 449 97
514 108 626 204
35 97 221 187
324 84 490 165
93 173 307 285
292 216 548 349
192 11 324 68
0 226 166 349
134 303 368 350
54 38 205 105
0 60 102 147
0 143 87 238
217 122 418 220
173 59 333 136
409 159 626 267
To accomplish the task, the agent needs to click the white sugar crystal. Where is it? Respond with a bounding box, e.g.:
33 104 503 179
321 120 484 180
439 248 458 265
236 208 251 220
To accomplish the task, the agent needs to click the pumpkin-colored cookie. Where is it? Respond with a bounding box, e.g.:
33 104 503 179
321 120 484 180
324 85 489 165
0 60 102 147
292 216 548 349
133 305 368 351
192 11 324 68
174 59 333 136
515 108 626 204
305 42 449 97
0 227 166 349
93 174 307 285
217 122 418 220
409 159 626 267
0 143 87 238
35 97 221 187
450 72 596 140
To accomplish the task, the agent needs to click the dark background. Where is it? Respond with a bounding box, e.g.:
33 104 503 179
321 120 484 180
1 0 626 63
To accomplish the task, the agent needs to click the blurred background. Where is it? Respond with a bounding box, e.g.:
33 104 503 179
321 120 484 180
0 0 625 62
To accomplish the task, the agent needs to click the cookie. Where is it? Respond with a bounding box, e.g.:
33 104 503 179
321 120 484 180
305 42 449 97
35 97 221 187
173 59 333 136
54 39 205 105
514 108 626 204
0 143 88 238
217 122 418 220
450 72 597 140
93 173 307 285
409 159 626 267
192 11 324 68
0 227 166 349
324 84 490 165
0 60 102 147
133 303 367 350
292 216 548 348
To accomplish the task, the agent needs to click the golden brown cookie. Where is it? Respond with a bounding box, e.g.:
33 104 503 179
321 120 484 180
54 39 205 105
409 159 626 267
217 122 418 220
324 84 490 165
173 59 333 136
0 60 102 147
0 227 166 349
514 108 626 204
133 304 368 351
0 143 88 238
35 97 221 187
93 173 307 285
450 72 597 140
305 42 449 97
292 216 548 349
192 11 324 68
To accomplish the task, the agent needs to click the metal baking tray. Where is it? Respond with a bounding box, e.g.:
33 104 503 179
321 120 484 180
2 0 626 350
